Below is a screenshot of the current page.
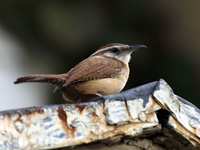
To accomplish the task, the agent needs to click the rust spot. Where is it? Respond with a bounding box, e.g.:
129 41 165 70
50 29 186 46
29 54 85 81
70 125 76 138
102 101 105 109
57 106 78 139
57 106 67 123
33 107 44 113
91 112 98 119
16 114 22 122
75 104 86 114
14 114 25 133
24 109 32 115
24 107 44 115
57 106 72 138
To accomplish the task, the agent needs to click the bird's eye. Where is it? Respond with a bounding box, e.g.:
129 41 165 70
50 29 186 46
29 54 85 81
112 47 118 53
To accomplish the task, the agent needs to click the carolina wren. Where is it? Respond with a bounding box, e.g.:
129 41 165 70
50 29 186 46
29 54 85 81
14 43 146 103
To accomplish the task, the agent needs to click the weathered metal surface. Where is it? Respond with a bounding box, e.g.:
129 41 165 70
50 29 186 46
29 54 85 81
0 98 160 149
0 79 199 150
153 79 200 148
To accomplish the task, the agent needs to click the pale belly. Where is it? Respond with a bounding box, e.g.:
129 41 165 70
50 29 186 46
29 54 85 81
75 75 129 95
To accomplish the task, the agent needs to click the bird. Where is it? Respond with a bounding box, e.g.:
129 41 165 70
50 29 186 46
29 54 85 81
14 43 146 103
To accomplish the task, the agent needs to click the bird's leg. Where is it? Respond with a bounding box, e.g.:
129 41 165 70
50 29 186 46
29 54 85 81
90 93 106 102
76 98 82 104
95 93 103 97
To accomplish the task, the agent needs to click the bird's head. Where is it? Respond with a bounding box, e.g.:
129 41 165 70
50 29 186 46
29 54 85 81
91 43 147 64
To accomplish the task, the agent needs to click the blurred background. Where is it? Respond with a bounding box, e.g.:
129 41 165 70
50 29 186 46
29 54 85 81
0 1 200 110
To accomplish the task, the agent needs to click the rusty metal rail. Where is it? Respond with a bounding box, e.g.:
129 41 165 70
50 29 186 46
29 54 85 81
0 79 199 150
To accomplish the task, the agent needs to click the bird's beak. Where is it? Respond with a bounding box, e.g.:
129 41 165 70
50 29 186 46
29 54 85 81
129 45 147 52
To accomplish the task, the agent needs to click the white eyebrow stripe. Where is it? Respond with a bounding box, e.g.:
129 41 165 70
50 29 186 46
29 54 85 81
90 45 124 56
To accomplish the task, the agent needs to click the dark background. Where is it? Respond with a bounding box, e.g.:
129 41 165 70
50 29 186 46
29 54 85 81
0 1 199 108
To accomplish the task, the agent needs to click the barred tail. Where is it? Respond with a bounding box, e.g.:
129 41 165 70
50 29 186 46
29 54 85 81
14 74 68 86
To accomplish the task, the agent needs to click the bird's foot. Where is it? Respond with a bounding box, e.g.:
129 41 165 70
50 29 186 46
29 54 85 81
90 95 107 102
76 98 82 104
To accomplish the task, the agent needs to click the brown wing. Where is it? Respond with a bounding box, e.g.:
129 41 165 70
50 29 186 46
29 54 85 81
62 56 124 87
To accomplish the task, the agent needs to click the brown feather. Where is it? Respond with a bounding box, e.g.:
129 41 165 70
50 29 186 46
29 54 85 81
97 43 128 50
14 74 68 86
62 56 124 87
